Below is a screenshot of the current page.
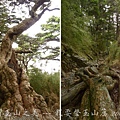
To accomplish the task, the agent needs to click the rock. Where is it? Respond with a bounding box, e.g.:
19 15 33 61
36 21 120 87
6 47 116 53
71 55 88 67
88 66 98 74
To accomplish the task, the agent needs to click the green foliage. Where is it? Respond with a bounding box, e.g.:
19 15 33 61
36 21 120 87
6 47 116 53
29 68 60 97
62 0 94 59
0 2 9 39
62 0 120 61
36 16 60 42
16 16 60 70
0 1 25 40
107 41 120 63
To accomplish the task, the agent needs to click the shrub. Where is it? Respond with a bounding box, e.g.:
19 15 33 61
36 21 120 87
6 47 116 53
29 68 60 97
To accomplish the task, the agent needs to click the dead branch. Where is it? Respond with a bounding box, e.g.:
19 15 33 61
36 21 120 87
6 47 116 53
15 50 33 54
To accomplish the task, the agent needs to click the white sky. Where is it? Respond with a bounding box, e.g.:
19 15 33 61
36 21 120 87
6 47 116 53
24 0 61 37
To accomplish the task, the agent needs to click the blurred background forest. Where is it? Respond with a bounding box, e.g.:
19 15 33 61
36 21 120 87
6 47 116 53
62 0 120 63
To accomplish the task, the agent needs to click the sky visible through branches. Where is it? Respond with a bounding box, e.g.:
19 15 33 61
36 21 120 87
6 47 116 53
12 0 61 74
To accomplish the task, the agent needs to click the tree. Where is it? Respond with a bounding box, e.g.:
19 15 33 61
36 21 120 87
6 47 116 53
61 0 95 60
15 16 60 71
0 0 59 119
79 0 120 56
61 0 120 120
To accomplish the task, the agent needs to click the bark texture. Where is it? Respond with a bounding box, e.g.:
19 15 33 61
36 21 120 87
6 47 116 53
0 0 59 119
0 50 57 120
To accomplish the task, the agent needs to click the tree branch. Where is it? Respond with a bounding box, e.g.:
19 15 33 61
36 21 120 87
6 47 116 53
15 50 33 54
30 0 50 17
40 57 60 61
44 38 60 42
47 8 60 11
61 82 86 106
0 2 50 65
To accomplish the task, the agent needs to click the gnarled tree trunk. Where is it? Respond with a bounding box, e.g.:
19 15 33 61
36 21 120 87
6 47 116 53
0 1 59 119
0 50 57 120
61 44 120 120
